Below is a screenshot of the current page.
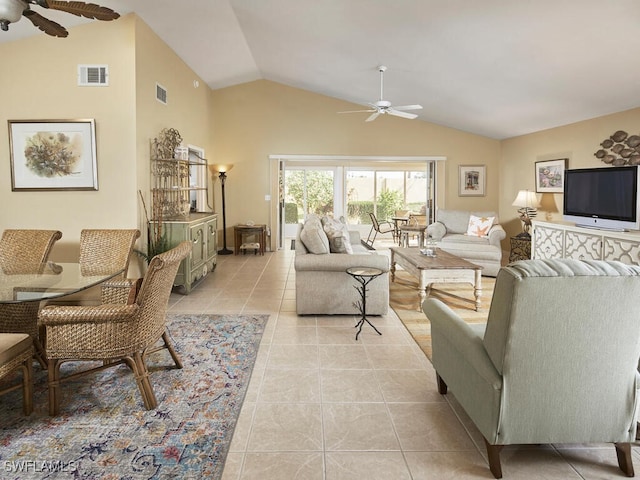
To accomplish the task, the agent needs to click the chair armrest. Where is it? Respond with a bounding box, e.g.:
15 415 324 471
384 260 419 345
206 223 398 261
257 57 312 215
487 224 506 247
39 304 139 327
424 298 502 441
426 222 446 240
423 298 501 390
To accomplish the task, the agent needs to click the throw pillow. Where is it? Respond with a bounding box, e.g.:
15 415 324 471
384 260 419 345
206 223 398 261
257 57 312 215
466 215 495 237
300 217 330 254
321 216 353 254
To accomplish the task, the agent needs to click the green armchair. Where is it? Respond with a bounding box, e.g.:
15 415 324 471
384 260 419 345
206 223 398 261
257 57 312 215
423 258 640 478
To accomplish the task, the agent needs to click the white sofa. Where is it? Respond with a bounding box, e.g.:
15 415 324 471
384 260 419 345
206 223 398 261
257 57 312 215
294 216 389 315
426 209 506 276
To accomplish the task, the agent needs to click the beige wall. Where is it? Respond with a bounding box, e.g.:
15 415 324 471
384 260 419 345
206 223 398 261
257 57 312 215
0 17 503 259
21 14 638 259
501 107 640 239
0 15 213 268
0 17 137 261
210 80 501 249
133 16 213 248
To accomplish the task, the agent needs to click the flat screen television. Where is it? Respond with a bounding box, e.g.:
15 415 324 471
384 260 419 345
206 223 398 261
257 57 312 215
563 165 640 231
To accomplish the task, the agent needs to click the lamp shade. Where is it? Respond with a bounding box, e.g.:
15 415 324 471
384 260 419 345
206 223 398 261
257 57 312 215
512 190 540 209
210 164 234 175
0 0 26 24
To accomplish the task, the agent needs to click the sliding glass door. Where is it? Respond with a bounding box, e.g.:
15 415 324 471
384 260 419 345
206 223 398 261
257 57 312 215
346 168 433 223
277 158 438 248
283 168 335 237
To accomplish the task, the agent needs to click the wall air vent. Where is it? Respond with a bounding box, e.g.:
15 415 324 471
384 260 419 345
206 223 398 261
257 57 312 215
78 64 108 86
156 83 167 105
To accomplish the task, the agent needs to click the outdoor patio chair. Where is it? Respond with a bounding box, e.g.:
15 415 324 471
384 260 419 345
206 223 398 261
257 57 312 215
365 212 396 246
39 241 192 415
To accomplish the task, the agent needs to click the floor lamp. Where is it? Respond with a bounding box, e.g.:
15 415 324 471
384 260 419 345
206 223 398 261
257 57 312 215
210 164 234 255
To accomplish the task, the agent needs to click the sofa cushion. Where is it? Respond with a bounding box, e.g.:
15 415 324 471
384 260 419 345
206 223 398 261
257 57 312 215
466 215 495 237
437 209 499 234
300 216 330 254
321 216 353 254
438 210 471 234
350 243 372 254
441 233 491 246
0 333 32 365
439 242 502 260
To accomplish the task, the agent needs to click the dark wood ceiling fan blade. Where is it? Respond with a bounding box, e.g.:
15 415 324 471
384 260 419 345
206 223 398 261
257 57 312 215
23 10 69 37
46 1 120 21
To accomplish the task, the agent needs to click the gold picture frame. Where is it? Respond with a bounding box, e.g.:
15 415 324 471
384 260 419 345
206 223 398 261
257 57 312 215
9 119 98 191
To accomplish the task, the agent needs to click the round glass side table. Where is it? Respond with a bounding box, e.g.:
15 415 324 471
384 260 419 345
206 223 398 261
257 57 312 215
346 267 384 340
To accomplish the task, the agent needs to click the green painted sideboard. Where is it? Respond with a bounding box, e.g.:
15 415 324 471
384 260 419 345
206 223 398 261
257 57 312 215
151 212 218 294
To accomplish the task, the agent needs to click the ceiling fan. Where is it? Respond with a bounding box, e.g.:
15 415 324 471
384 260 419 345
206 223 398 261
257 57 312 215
0 0 120 37
339 65 423 122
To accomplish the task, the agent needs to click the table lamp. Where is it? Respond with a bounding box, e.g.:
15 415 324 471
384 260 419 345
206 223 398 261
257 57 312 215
209 164 234 255
512 190 540 238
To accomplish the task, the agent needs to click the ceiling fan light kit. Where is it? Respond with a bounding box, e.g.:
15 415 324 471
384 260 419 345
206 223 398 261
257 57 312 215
0 0 119 36
0 0 25 30
339 65 423 122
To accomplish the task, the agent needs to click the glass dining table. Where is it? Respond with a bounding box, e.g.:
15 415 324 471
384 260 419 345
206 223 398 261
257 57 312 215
0 262 125 304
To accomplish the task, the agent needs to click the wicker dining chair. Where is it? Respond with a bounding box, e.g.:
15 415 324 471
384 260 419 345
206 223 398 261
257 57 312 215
0 229 63 366
79 229 141 304
0 333 35 415
39 241 192 415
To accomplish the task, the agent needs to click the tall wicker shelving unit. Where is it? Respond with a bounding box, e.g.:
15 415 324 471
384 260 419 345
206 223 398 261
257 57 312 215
149 131 218 294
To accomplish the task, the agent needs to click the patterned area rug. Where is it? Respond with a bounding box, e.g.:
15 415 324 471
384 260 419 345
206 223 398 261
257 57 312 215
389 270 494 360
0 313 268 479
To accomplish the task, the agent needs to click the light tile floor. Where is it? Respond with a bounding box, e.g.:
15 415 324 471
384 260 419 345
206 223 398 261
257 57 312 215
167 245 640 480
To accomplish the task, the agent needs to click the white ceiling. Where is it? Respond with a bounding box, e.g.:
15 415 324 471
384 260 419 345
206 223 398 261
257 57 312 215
3 0 640 139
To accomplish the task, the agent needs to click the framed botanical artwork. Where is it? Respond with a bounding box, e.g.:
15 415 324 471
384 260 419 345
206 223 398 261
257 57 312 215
459 165 486 196
535 158 567 193
9 119 98 191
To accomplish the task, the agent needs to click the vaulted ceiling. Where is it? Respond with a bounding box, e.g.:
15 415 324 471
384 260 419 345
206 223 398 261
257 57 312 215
2 0 640 139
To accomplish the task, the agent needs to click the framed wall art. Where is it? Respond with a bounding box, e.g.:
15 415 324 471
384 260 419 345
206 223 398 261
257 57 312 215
459 165 486 196
9 119 98 191
535 158 567 193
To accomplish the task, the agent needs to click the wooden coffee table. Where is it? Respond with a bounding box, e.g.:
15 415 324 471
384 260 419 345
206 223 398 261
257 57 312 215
389 247 482 311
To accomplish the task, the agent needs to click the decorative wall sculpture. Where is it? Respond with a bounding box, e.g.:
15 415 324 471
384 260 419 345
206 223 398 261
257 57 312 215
594 130 640 166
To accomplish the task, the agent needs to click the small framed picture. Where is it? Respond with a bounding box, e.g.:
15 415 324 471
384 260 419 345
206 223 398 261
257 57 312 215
9 119 98 191
459 165 486 196
535 158 567 193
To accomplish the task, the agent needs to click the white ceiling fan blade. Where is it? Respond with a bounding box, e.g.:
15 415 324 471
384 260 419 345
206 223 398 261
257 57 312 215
387 109 418 120
338 66 419 122
392 104 423 111
338 109 376 114
365 112 380 122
